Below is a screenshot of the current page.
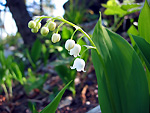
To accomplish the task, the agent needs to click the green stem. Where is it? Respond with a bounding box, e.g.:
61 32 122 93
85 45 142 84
78 28 95 47
80 48 89 59
39 16 96 47
1 84 9 101
80 46 96 59
77 35 85 43
111 16 122 31
113 18 124 32
56 22 65 33
71 29 78 40
114 15 118 24
44 22 49 27
9 86 13 99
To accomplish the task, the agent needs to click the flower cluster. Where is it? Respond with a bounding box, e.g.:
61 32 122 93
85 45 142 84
28 16 86 72
28 18 60 43
65 39 86 72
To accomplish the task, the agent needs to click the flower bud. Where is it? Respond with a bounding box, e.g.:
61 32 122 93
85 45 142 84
48 21 56 31
31 27 38 33
37 22 41 29
69 44 81 57
51 33 61 43
70 58 86 72
40 27 49 36
65 39 75 51
28 20 36 29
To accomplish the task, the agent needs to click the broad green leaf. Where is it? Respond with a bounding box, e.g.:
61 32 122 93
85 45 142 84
5 56 13 69
123 0 135 3
127 25 139 46
131 35 150 71
28 102 38 113
102 0 126 17
126 7 141 15
0 68 5 84
0 45 4 51
28 68 35 77
145 64 150 106
127 25 139 36
121 3 142 11
55 65 76 95
146 66 150 95
31 39 42 63
5 76 12 88
0 50 6 67
40 80 72 113
24 74 48 93
42 44 47 54
18 61 25 77
102 1 142 16
103 7 127 17
55 65 75 84
10 63 23 84
26 49 36 69
138 0 150 44
50 57 73 67
42 44 49 65
91 15 149 113
102 0 120 8
62 26 73 40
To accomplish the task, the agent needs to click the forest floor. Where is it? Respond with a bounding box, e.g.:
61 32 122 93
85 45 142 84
0 63 99 113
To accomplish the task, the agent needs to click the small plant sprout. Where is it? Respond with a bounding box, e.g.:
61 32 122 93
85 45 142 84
65 39 75 51
69 44 81 57
70 58 86 72
28 16 96 72
51 33 61 43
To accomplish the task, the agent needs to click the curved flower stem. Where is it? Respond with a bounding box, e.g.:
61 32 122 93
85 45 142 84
78 28 96 47
56 22 65 33
77 35 85 43
39 16 96 47
60 18 96 47
44 22 49 27
71 29 78 40
80 48 89 59
80 46 96 59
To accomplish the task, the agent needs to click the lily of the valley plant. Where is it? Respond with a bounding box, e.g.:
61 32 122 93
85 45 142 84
28 16 93 72
28 0 150 112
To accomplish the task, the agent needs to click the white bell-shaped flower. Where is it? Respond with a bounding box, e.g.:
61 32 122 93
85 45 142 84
65 39 75 51
70 58 86 72
51 33 61 43
69 44 81 57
